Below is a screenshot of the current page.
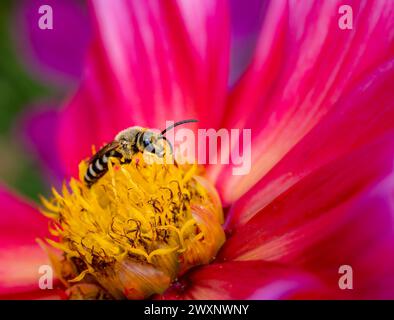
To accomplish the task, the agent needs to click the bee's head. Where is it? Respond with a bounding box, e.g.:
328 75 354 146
115 120 197 160
137 130 172 158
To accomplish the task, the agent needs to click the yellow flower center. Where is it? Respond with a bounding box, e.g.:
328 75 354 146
41 153 225 299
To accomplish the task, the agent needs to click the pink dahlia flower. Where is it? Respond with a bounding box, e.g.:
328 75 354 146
1 0 394 299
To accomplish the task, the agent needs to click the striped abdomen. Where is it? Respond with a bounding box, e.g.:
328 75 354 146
84 143 124 187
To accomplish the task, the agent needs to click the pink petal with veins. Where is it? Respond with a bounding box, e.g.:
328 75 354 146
220 132 394 298
209 0 394 205
228 57 394 228
161 260 327 300
0 186 52 297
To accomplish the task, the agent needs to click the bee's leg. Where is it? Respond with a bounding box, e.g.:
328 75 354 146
120 157 132 164
158 136 173 155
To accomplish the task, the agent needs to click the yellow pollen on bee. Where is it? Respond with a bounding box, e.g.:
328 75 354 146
40 153 225 299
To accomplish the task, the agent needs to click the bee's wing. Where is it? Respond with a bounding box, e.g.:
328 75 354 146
88 141 120 164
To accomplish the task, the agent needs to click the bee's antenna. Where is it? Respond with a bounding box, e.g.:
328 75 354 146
160 119 198 135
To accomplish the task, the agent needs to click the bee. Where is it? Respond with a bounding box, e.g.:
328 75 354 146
84 119 197 187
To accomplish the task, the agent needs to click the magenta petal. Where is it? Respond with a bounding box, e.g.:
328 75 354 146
15 0 91 85
0 186 50 296
228 0 267 85
209 0 394 204
58 0 230 177
220 132 394 299
161 260 327 300
0 288 65 300
227 57 394 227
18 107 65 187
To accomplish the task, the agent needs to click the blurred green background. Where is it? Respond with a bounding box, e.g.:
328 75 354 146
0 0 56 200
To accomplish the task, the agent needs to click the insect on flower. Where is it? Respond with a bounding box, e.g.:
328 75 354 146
2 0 394 301
84 119 198 187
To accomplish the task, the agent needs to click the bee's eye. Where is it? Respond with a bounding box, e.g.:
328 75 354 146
140 132 156 154
143 137 151 147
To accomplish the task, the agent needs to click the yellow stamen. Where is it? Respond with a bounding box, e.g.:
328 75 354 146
41 153 225 299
